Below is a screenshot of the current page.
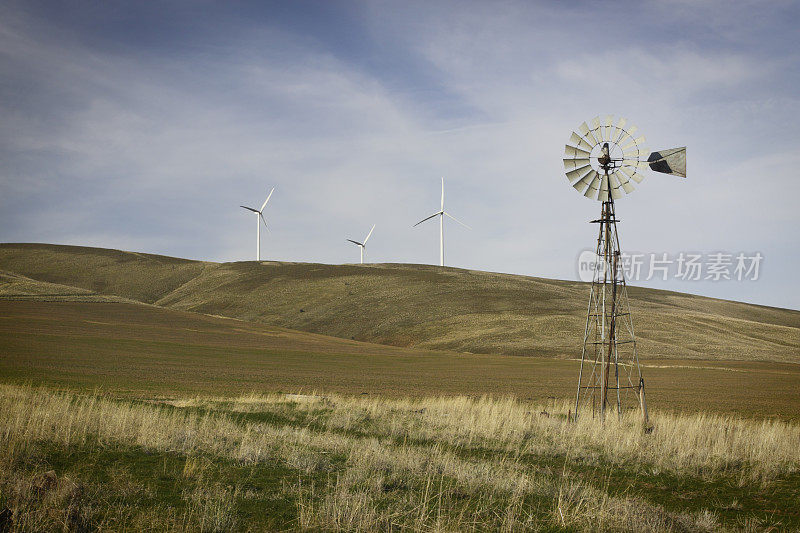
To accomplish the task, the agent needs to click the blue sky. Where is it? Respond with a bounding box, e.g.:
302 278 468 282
1 0 799 310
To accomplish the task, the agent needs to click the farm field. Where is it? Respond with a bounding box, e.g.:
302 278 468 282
1 300 798 420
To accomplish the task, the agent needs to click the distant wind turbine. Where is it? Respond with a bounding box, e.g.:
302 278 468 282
240 187 274 261
347 224 375 264
414 178 470 266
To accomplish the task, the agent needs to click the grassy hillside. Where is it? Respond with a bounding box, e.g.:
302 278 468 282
1 243 798 363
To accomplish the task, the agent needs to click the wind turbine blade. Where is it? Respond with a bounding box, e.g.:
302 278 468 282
414 212 441 227
240 205 259 213
363 224 375 244
444 212 471 229
260 187 275 211
346 239 363 246
440 177 445 211
260 213 270 233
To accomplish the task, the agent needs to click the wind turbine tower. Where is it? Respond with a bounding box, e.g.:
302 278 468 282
414 178 470 266
347 224 375 264
240 187 274 261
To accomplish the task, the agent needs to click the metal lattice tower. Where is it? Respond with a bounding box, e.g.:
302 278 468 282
575 176 647 421
562 115 686 423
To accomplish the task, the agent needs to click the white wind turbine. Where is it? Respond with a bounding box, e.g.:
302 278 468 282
414 177 470 266
346 224 375 264
240 187 274 261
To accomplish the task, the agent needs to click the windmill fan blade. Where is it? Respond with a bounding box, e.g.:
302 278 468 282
619 167 646 183
260 213 270 232
569 132 593 151
623 148 645 158
573 170 597 193
648 147 686 177
564 158 590 170
444 212 471 229
597 174 610 202
261 187 275 211
414 212 441 227
618 126 638 147
566 164 592 182
346 239 363 246
604 115 614 141
613 117 627 143
614 171 635 193
622 136 646 152
621 180 635 193
240 205 259 213
591 116 603 141
363 224 375 243
578 122 597 145
565 145 590 158
608 173 623 199
608 172 621 190
584 174 601 198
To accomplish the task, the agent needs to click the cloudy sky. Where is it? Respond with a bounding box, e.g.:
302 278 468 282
1 0 798 310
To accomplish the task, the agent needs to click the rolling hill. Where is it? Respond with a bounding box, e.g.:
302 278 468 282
1 242 798 363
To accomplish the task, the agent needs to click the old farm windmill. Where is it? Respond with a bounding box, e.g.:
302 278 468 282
563 116 686 422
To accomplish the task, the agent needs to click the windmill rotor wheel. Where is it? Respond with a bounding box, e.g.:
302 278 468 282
563 115 649 202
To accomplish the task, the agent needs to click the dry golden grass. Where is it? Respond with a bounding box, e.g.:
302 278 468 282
188 392 800 484
2 384 797 531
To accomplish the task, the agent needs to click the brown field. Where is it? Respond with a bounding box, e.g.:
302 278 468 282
1 300 797 421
